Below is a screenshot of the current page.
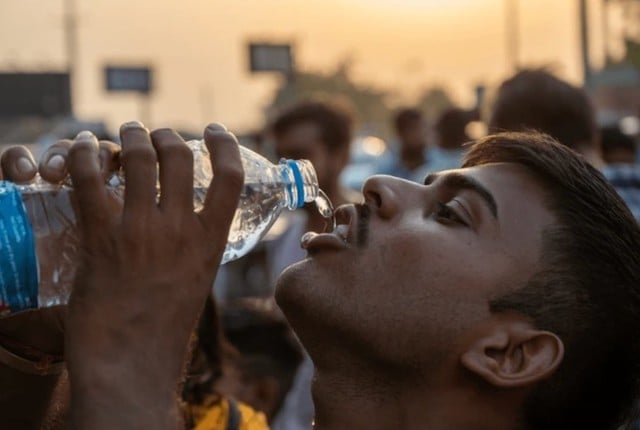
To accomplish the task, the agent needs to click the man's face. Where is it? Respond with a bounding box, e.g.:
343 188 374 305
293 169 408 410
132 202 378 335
275 163 556 371
274 122 343 190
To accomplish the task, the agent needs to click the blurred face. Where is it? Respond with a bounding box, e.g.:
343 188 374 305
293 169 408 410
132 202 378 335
399 118 428 151
274 122 345 190
275 163 555 371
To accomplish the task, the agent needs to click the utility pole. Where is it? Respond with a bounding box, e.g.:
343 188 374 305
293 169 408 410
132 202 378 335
63 0 77 116
505 0 520 71
579 0 593 89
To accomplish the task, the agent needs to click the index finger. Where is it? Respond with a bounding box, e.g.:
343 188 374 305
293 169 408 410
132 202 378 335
198 124 244 243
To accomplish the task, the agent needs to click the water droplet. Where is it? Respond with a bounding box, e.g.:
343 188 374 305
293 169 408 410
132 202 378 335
315 189 336 230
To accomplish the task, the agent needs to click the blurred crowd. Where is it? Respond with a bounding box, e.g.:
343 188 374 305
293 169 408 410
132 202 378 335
1 67 640 430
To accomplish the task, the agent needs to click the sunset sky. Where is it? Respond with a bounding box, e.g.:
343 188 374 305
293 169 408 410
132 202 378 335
0 0 617 134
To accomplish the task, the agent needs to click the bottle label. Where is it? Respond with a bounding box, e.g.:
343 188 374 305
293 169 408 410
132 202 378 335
0 182 38 314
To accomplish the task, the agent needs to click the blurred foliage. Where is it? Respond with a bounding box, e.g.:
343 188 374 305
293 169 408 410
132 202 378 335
611 0 640 68
266 61 393 138
266 61 456 139
416 87 455 122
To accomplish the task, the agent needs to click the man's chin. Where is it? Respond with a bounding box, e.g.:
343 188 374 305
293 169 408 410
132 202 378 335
274 258 310 308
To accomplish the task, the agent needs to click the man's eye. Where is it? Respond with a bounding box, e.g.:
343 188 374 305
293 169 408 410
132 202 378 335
435 202 467 226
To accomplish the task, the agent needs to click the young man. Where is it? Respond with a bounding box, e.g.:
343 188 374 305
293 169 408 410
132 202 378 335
6 124 640 429
375 108 430 182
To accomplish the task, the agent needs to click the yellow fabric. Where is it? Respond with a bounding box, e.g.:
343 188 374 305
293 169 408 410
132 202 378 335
191 396 269 430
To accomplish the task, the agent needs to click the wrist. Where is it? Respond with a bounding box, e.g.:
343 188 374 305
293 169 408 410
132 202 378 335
70 368 183 430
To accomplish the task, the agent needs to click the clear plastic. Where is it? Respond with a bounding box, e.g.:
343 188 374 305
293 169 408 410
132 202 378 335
13 141 323 309
188 140 321 263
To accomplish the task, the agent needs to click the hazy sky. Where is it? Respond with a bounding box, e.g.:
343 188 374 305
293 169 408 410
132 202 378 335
0 0 611 134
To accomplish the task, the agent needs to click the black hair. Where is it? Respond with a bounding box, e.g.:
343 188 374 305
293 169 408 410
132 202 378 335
464 132 640 430
489 70 597 151
271 101 353 154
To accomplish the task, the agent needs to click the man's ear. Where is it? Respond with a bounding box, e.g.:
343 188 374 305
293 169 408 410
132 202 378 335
460 319 564 388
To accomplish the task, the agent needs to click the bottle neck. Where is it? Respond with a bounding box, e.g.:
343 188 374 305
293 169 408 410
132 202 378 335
280 159 319 210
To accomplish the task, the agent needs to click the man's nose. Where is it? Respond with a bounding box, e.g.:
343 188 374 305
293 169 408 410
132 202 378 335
362 175 423 219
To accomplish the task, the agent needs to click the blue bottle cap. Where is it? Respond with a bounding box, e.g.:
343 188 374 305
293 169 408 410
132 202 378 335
286 160 306 208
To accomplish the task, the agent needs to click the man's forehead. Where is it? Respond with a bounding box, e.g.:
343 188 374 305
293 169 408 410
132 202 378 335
440 162 536 185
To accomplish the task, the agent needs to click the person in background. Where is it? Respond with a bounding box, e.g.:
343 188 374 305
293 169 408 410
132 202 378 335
488 69 640 222
183 295 270 429
431 107 480 172
270 100 360 234
218 298 304 424
489 69 602 168
601 125 640 221
374 107 430 182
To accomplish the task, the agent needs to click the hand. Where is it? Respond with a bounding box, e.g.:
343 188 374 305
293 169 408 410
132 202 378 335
0 139 120 185
0 141 121 429
65 122 243 429
0 140 121 350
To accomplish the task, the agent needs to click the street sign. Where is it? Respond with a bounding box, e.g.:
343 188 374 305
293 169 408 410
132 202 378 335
105 66 152 93
248 43 293 75
0 73 71 118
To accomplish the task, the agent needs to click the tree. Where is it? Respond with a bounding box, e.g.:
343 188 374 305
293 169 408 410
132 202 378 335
265 61 393 137
415 86 455 122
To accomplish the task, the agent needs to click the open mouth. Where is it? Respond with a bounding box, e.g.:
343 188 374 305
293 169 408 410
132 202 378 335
301 203 369 254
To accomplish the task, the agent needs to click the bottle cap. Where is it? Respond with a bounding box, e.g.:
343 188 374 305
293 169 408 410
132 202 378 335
285 159 306 208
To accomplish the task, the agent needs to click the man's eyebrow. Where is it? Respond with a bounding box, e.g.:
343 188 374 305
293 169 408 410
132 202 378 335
424 172 498 219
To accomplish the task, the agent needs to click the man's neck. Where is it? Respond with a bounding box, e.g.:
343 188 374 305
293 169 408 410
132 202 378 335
310 361 523 430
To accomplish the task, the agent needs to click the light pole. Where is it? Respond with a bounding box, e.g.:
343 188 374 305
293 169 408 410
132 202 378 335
63 0 77 115
505 0 520 71
579 0 593 88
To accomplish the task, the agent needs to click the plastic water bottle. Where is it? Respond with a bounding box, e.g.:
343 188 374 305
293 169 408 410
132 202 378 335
0 141 331 313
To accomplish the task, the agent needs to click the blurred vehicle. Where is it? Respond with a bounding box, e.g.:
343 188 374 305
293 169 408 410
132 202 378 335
0 117 112 159
340 135 388 191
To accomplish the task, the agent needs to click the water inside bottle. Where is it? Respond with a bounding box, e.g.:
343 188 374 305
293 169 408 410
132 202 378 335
220 181 288 264
194 181 337 265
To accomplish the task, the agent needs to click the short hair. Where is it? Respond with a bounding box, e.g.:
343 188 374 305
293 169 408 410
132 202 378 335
489 70 598 151
463 132 640 430
271 101 353 154
393 108 423 134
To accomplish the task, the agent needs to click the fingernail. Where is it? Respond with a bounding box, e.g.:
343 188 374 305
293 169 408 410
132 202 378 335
16 157 35 174
75 130 95 141
121 120 145 130
47 154 65 170
206 123 227 133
